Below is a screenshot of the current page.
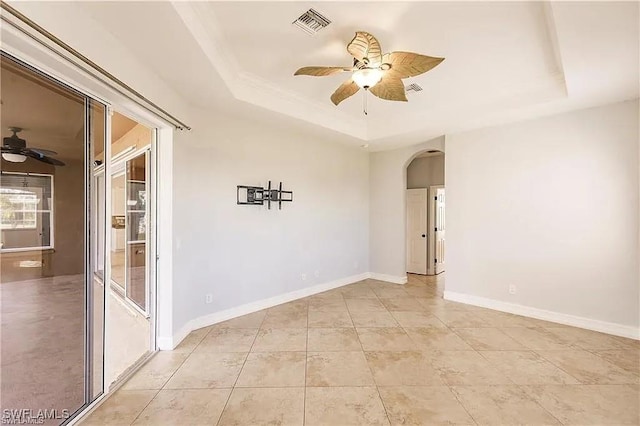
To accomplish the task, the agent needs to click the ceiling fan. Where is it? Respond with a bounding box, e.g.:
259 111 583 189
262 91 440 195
294 31 444 112
1 127 65 166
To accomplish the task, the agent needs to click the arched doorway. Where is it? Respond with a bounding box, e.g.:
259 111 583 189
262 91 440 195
369 135 445 284
405 150 445 276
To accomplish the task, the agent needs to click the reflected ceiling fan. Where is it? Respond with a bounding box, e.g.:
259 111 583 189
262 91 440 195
294 31 444 113
1 127 65 166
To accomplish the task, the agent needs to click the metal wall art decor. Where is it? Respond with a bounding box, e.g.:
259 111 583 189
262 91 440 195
237 181 293 210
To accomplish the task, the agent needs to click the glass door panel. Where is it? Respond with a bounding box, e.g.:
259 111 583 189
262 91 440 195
104 113 153 388
89 100 106 401
0 53 99 425
110 172 126 292
125 153 147 312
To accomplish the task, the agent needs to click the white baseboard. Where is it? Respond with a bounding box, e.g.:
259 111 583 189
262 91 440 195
369 273 407 285
444 290 640 340
159 272 371 350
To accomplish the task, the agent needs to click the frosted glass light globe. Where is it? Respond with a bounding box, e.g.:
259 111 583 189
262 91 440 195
352 68 383 89
2 153 27 163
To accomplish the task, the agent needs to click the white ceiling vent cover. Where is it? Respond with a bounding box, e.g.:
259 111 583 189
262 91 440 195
405 83 423 93
293 9 331 35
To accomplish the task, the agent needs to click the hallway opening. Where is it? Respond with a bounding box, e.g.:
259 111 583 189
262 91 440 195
405 150 445 276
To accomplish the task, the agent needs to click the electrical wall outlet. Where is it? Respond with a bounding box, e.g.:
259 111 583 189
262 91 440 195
314 270 320 278
205 293 213 304
508 285 517 295
301 273 307 281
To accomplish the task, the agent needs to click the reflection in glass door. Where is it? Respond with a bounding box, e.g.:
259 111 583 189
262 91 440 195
110 172 126 293
109 150 150 315
126 153 148 312
0 53 105 425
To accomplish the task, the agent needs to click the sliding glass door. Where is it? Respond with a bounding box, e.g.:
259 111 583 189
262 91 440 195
1 52 157 425
0 53 106 425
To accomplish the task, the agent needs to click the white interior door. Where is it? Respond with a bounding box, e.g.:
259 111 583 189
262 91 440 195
433 187 446 274
406 189 428 274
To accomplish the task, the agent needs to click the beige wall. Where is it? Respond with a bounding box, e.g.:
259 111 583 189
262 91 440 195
446 100 639 331
96 123 151 163
406 155 445 189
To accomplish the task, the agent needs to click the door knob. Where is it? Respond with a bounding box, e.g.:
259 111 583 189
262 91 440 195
421 234 426 238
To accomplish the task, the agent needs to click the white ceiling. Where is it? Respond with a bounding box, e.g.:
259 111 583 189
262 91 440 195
79 1 639 151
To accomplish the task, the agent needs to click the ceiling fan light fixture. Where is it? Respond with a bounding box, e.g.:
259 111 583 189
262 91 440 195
352 68 383 89
294 31 444 106
2 153 27 163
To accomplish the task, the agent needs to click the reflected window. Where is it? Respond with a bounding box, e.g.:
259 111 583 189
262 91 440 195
0 173 53 251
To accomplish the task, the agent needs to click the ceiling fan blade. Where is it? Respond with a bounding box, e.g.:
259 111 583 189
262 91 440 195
24 150 65 166
294 66 351 77
331 79 360 106
29 147 59 156
347 32 383 66
382 51 444 79
369 75 408 102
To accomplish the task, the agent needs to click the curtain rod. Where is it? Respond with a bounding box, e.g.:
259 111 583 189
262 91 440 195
0 1 191 130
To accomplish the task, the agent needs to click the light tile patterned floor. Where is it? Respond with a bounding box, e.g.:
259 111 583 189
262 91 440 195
83 274 640 425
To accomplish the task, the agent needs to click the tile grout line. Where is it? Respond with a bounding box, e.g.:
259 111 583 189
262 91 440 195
122 328 212 425
583 347 640 378
348 280 393 425
471 340 598 425
411 276 480 425
531 347 611 386
214 312 266 426
127 388 162 425
156 330 210 391
445 385 480 426
515 383 566 426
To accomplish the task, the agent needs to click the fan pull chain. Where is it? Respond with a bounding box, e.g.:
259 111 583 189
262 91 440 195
363 89 368 116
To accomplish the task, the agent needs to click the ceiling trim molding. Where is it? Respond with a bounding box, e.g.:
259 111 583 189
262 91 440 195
170 1 367 140
542 1 568 96
170 1 627 150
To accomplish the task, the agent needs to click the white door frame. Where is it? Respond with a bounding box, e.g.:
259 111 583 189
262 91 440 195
428 185 445 275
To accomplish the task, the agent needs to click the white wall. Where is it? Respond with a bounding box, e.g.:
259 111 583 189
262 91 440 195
407 155 445 189
171 107 370 336
445 100 639 332
369 137 446 280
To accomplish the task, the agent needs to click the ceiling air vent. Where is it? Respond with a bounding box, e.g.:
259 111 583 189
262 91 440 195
293 9 331 35
405 83 423 94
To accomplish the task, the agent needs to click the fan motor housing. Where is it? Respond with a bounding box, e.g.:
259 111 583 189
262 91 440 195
3 135 26 150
